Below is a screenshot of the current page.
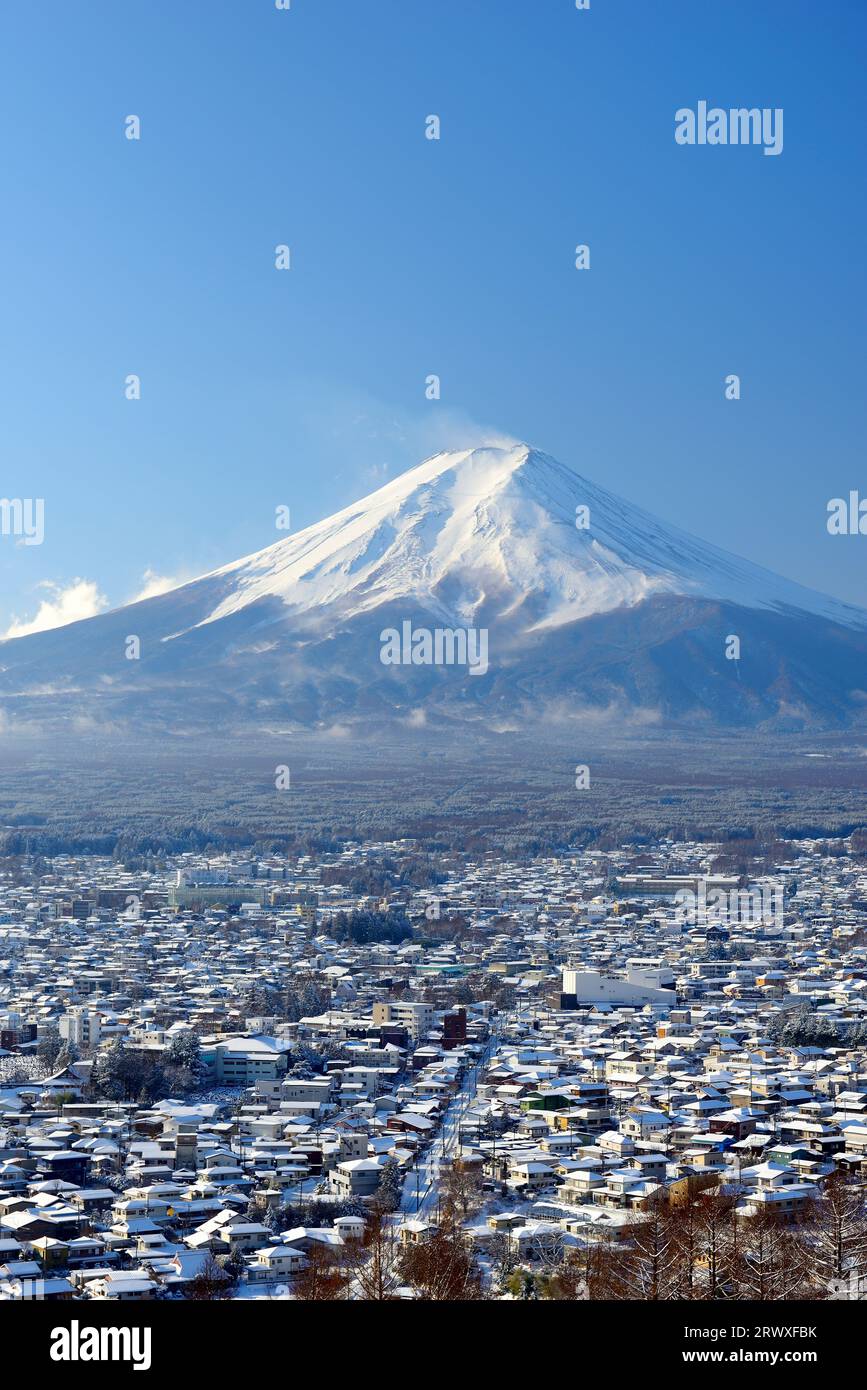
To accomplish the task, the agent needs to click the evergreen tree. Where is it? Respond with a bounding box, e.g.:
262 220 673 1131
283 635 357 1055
37 1024 63 1068
164 1030 203 1093
377 1157 403 1212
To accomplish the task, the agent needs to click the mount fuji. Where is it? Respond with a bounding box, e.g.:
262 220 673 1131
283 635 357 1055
2 443 866 736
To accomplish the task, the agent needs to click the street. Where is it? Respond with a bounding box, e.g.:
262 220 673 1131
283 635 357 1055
401 1026 499 1217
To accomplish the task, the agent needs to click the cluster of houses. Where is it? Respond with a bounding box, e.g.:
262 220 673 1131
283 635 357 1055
1 834 866 1297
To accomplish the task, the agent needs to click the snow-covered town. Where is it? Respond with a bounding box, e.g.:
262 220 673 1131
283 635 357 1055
2 835 867 1301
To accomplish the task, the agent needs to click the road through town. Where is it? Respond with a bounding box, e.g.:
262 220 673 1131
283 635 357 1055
401 1026 499 1217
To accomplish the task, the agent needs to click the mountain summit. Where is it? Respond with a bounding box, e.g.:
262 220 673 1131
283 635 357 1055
2 443 865 735
190 443 864 634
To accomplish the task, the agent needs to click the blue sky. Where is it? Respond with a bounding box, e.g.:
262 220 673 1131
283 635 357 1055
1 0 865 634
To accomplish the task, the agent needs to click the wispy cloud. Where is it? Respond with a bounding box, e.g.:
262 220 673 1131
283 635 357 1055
3 578 109 639
280 375 524 498
128 568 184 603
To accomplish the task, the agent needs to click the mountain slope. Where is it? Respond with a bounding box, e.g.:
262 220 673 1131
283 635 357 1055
1 444 865 735
164 444 865 632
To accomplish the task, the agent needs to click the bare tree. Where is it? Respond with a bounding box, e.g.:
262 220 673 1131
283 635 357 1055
184 1251 232 1300
695 1190 738 1299
736 1208 809 1300
668 1191 704 1299
291 1241 349 1301
803 1170 867 1293
620 1195 678 1301
342 1203 402 1301
399 1220 482 1301
567 1231 632 1300
440 1162 483 1222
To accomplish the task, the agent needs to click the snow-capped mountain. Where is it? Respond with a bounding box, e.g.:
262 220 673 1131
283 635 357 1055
164 443 865 634
2 443 865 735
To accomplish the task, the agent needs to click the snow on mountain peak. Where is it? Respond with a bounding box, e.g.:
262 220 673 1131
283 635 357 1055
189 443 864 635
2 442 865 737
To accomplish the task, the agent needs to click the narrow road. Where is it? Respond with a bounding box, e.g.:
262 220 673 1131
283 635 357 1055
401 1025 498 1217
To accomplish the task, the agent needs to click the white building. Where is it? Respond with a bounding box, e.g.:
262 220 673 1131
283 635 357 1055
59 1008 101 1049
561 967 675 1008
372 1000 434 1041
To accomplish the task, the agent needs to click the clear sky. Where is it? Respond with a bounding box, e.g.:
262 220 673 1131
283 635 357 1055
1 0 865 636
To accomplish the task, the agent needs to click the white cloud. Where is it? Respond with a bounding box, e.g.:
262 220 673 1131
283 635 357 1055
129 568 182 602
3 578 109 639
2 568 187 642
